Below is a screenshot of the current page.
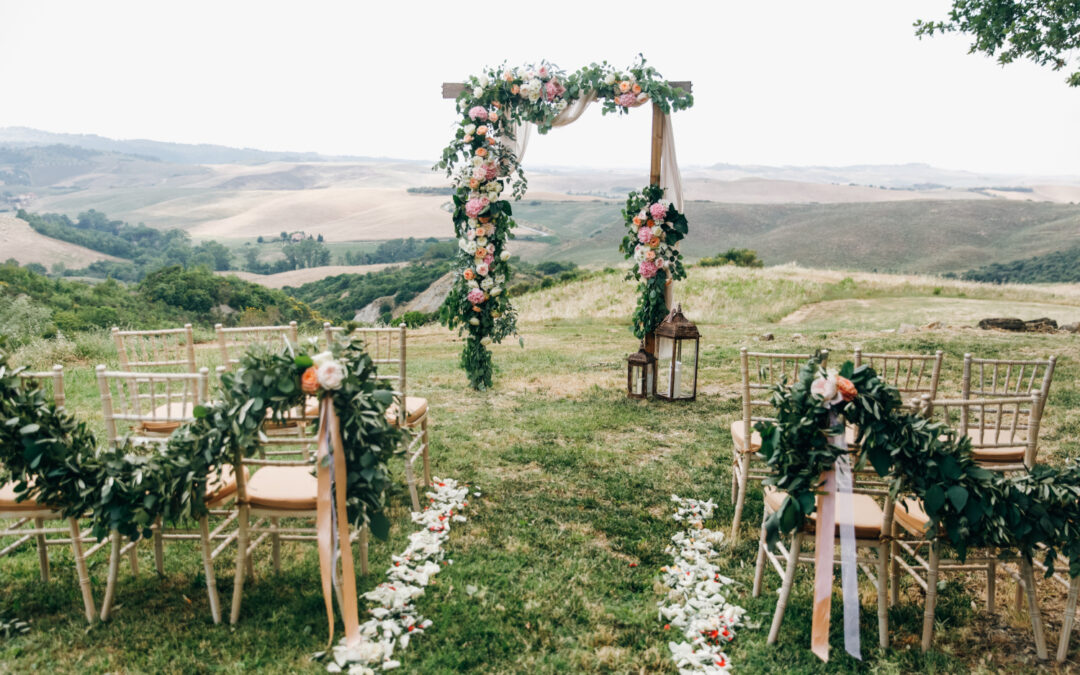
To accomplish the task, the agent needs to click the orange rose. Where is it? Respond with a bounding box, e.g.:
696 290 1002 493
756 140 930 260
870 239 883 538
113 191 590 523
646 219 654 227
469 179 479 189
649 236 660 247
492 101 502 109
487 136 495 145
632 217 642 226
478 216 491 223
301 367 319 395
477 125 488 135
511 84 520 95
463 269 475 280
645 250 656 261
472 305 482 312
837 376 857 402
476 147 487 157
490 110 499 121
619 81 631 93
632 83 642 94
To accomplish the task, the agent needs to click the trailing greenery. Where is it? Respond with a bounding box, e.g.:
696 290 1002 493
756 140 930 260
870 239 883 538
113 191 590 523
698 248 764 268
0 337 402 545
958 244 1080 283
286 261 453 322
757 356 1080 575
618 185 688 339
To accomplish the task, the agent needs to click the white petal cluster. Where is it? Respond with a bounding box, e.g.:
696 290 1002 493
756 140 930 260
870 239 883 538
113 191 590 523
328 478 475 673
659 496 746 675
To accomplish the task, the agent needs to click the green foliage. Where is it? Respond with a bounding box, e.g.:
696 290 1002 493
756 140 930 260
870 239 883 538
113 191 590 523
916 0 1080 87
339 237 454 266
618 185 689 339
138 266 320 324
286 262 452 322
406 186 455 195
960 245 1080 283
398 311 436 328
699 248 764 268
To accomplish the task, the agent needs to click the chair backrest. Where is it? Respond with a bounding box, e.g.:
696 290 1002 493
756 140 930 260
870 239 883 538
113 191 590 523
963 354 1056 416
215 322 299 371
920 393 1043 468
739 349 827 439
854 349 944 411
112 324 197 373
17 364 65 408
232 410 321 508
95 366 210 447
324 322 407 424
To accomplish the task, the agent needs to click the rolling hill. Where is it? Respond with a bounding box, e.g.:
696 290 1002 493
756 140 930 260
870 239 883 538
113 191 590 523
0 213 122 268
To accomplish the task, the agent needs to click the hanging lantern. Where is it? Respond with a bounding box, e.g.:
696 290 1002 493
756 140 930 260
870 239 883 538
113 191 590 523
626 340 656 399
654 304 700 402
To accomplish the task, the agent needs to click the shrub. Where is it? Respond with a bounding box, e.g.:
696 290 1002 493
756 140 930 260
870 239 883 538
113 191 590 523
699 248 764 268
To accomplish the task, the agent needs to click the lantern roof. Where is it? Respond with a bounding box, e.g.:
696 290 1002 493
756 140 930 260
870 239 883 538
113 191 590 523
627 340 657 365
655 304 700 339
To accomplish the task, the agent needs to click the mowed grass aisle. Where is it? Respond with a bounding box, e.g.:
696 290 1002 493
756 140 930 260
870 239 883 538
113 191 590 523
3 266 1080 673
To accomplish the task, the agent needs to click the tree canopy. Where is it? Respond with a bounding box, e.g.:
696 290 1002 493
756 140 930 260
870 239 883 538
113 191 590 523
916 0 1080 86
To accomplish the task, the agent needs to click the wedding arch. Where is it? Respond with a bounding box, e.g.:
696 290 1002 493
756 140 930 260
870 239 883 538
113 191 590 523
436 58 693 389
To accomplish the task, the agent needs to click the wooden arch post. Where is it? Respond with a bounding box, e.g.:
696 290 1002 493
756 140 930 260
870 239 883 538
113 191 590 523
442 79 692 356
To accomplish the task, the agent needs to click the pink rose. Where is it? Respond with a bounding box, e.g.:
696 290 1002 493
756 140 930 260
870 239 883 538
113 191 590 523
637 226 652 244
639 259 658 279
475 262 490 277
485 163 499 181
464 197 490 219
543 79 565 102
467 288 485 304
616 92 638 107
649 202 668 221
483 254 494 265
468 106 488 121
538 65 549 78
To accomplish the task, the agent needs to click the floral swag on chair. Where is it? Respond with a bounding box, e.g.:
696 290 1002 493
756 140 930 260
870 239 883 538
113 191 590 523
437 57 693 390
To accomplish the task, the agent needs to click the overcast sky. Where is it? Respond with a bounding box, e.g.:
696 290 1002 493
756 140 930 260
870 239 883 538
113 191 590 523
1 0 1077 175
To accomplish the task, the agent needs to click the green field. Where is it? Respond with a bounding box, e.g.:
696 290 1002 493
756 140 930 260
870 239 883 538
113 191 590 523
3 266 1080 672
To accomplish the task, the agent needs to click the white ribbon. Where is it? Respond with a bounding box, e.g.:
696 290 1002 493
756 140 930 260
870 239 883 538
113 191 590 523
834 427 862 660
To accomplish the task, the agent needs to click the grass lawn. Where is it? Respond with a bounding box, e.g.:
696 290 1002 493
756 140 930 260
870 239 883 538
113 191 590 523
3 265 1080 673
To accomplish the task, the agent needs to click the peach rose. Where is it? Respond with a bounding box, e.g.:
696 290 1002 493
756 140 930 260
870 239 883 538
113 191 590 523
476 147 487 157
477 125 488 135
632 217 642 226
301 367 319 395
469 179 479 189
511 84 520 95
645 250 656 261
837 376 857 402
619 81 631 93
490 110 499 121
463 269 475 280
649 236 660 247
632 83 642 94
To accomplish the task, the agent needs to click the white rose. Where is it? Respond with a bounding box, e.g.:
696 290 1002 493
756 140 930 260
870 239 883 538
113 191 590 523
469 317 480 326
468 278 479 289
316 361 347 391
636 92 648 103
463 123 476 135
480 336 492 346
556 99 568 111
468 218 479 227
476 236 488 247
651 225 662 237
490 286 502 296
481 276 494 290
495 273 505 284
312 351 334 367
478 74 490 87
499 251 510 261
472 86 483 97
603 73 616 85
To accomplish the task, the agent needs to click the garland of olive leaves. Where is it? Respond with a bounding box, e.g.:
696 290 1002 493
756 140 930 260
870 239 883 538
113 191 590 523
0 337 402 545
437 56 693 390
619 185 688 339
757 356 1080 576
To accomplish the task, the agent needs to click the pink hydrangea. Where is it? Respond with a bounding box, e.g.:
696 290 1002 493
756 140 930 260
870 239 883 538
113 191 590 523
485 162 499 181
467 288 485 304
615 92 638 107
637 226 652 244
649 202 668 221
468 106 488 121
544 79 566 102
639 259 658 279
464 197 490 218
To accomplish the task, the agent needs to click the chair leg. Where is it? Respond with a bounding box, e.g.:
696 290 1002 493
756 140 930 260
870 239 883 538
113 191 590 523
1016 577 1025 614
986 559 996 614
405 459 420 512
230 505 249 625
68 518 95 624
730 453 750 543
1058 576 1080 662
33 517 50 583
768 531 803 645
421 417 431 487
877 542 890 649
359 526 369 577
752 507 768 598
199 515 221 625
921 540 939 652
153 517 164 576
889 521 899 608
100 531 122 621
127 538 139 577
1020 558 1049 660
271 517 281 574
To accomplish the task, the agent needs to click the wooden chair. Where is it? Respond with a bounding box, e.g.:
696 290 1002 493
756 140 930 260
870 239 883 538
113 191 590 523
751 462 894 650
730 349 826 541
324 322 430 511
922 394 1044 472
0 365 97 623
95 365 228 621
963 354 1056 418
214 322 299 371
854 349 943 411
224 413 369 624
112 324 197 373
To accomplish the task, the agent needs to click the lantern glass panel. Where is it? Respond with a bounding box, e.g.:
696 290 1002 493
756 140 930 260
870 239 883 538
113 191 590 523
656 335 675 398
630 363 644 396
656 335 698 400
679 337 698 399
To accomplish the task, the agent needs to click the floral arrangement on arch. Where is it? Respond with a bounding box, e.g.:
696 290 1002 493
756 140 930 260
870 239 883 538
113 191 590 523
437 56 693 390
619 184 688 339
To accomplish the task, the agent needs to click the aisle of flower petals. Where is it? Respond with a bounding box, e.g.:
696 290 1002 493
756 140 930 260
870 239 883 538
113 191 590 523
659 496 746 674
327 478 476 673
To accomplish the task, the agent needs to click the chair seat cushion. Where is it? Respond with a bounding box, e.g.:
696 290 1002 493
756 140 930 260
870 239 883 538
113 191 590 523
245 466 317 510
137 400 194 434
730 420 761 453
893 497 932 536
764 486 884 539
966 428 1027 463
387 397 428 426
206 466 246 504
0 481 41 512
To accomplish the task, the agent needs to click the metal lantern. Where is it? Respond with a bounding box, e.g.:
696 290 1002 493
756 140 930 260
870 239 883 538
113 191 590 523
654 304 700 402
626 340 656 399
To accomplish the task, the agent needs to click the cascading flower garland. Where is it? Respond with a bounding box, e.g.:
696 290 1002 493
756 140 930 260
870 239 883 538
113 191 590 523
438 56 693 390
619 185 688 339
756 356 1080 576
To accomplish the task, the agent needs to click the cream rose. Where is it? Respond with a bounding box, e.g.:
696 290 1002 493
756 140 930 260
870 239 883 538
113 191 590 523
316 360 347 391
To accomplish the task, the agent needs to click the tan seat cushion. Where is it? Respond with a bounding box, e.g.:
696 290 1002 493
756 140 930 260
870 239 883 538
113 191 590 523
893 497 932 536
137 400 194 434
764 486 884 539
387 397 428 426
730 420 761 452
245 466 317 510
0 481 41 512
206 466 247 505
966 428 1027 463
